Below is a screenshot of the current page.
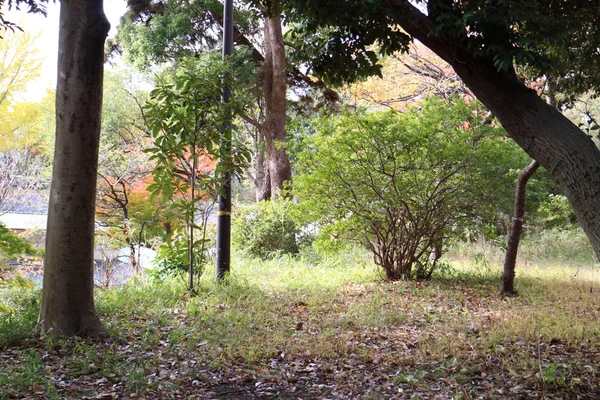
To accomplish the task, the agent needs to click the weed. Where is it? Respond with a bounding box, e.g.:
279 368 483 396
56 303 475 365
125 356 149 395
393 369 419 384
541 362 566 385
0 349 48 397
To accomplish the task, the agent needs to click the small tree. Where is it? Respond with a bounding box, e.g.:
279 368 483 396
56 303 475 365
96 70 152 273
143 56 249 291
296 97 528 280
502 159 540 296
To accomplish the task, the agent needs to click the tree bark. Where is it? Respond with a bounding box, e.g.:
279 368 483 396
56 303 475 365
262 8 292 198
501 160 540 295
39 0 110 336
385 0 600 260
249 128 271 201
257 164 271 201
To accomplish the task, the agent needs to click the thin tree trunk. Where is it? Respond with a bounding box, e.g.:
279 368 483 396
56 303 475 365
257 165 271 201
502 83 554 295
252 129 271 201
123 206 137 273
501 159 540 295
128 240 138 273
39 0 110 336
137 222 146 269
263 8 292 198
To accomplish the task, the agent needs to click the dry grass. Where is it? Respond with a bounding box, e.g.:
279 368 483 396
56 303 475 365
1 247 599 398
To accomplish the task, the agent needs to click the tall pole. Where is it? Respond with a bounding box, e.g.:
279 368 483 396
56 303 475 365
216 0 234 280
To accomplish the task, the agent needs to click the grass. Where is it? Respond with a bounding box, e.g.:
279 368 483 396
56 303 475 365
1 242 599 398
0 284 40 347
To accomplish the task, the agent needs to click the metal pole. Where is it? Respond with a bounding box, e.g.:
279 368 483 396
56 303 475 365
216 0 234 281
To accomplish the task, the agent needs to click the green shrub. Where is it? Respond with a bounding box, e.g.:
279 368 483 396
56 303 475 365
232 199 303 259
295 97 531 280
149 232 208 281
536 194 578 228
1 222 38 280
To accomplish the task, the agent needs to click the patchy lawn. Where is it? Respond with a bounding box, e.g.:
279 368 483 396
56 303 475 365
1 253 599 399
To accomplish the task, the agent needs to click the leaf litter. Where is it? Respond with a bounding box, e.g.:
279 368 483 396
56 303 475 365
1 277 599 399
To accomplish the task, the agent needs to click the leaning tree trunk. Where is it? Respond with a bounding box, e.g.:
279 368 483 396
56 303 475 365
39 0 110 336
388 1 600 260
262 10 292 198
501 159 540 296
455 72 600 259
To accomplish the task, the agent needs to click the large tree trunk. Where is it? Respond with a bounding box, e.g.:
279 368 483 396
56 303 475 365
262 9 292 198
501 160 540 296
39 0 110 336
386 1 600 259
452 65 600 260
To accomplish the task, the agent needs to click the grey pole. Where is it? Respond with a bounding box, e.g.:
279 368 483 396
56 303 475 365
216 0 234 280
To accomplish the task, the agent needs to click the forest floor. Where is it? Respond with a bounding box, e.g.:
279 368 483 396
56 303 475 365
1 252 600 399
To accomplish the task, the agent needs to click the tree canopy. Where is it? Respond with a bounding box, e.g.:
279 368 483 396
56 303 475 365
0 0 47 33
285 0 600 97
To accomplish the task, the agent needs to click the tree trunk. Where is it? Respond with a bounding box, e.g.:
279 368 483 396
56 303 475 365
257 165 272 201
39 0 110 336
386 1 600 260
501 160 540 296
123 203 138 273
188 150 196 293
250 128 271 201
453 67 600 260
262 9 292 198
128 239 138 273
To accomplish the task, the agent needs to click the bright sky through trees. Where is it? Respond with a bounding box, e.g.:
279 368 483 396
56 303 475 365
5 0 127 101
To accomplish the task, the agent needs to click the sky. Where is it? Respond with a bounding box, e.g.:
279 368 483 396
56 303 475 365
5 0 128 100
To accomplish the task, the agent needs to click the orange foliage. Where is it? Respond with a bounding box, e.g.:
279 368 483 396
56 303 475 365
343 42 471 111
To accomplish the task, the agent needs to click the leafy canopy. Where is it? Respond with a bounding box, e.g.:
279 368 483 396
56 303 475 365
143 55 250 205
0 0 47 33
116 0 258 69
284 0 600 96
0 222 35 263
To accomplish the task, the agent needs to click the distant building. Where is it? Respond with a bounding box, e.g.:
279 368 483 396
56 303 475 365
0 191 48 233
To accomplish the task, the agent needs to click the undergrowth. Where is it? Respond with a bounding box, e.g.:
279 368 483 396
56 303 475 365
1 239 599 398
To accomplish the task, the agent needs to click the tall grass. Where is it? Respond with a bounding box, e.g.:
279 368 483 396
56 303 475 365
0 284 40 346
445 226 598 279
229 245 377 292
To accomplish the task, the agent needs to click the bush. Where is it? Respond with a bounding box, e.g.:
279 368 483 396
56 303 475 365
149 230 210 281
232 199 302 259
536 194 578 229
0 222 38 280
295 97 531 280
